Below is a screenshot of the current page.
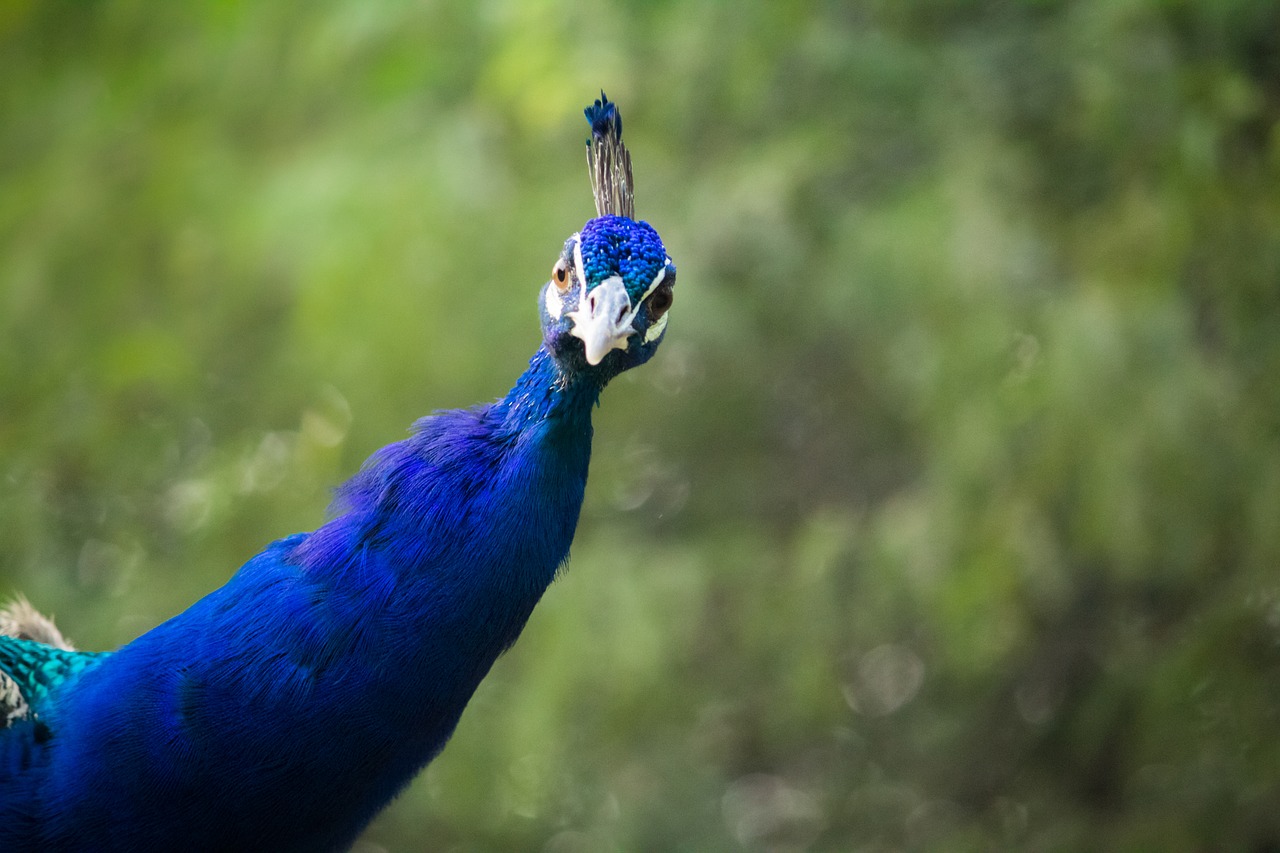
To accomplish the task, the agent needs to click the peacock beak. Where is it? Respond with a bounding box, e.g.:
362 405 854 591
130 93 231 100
566 276 635 366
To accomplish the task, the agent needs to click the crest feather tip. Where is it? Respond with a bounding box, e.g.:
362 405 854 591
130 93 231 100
584 90 623 141
583 90 635 220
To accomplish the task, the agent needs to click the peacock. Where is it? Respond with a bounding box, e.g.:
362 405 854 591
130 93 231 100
0 92 675 851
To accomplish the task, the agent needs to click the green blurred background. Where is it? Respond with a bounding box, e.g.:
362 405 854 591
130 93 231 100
3 1 1280 850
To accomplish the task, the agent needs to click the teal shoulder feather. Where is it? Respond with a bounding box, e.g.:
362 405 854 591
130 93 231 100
0 637 106 724
0 599 107 725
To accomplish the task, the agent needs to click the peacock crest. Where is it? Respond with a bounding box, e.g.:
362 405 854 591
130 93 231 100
584 91 634 220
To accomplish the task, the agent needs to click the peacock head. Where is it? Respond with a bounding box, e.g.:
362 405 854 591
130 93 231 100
540 215 675 378
538 92 675 381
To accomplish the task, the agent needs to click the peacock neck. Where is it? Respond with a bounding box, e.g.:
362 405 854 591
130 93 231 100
492 345 602 439
293 343 600 587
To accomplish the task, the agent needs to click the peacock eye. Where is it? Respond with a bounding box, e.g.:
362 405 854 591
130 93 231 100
552 259 571 292
647 283 673 320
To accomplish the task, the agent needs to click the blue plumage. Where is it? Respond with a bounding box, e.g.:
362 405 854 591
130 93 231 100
0 95 675 851
579 215 666 300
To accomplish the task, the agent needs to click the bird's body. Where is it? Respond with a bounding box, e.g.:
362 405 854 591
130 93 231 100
0 96 675 851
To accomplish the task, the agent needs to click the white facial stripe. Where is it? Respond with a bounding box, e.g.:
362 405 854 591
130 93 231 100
638 262 673 340
643 312 668 343
637 265 666 304
572 238 586 296
544 282 563 320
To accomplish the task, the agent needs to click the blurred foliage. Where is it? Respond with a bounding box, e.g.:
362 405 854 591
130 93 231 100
2 0 1280 850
